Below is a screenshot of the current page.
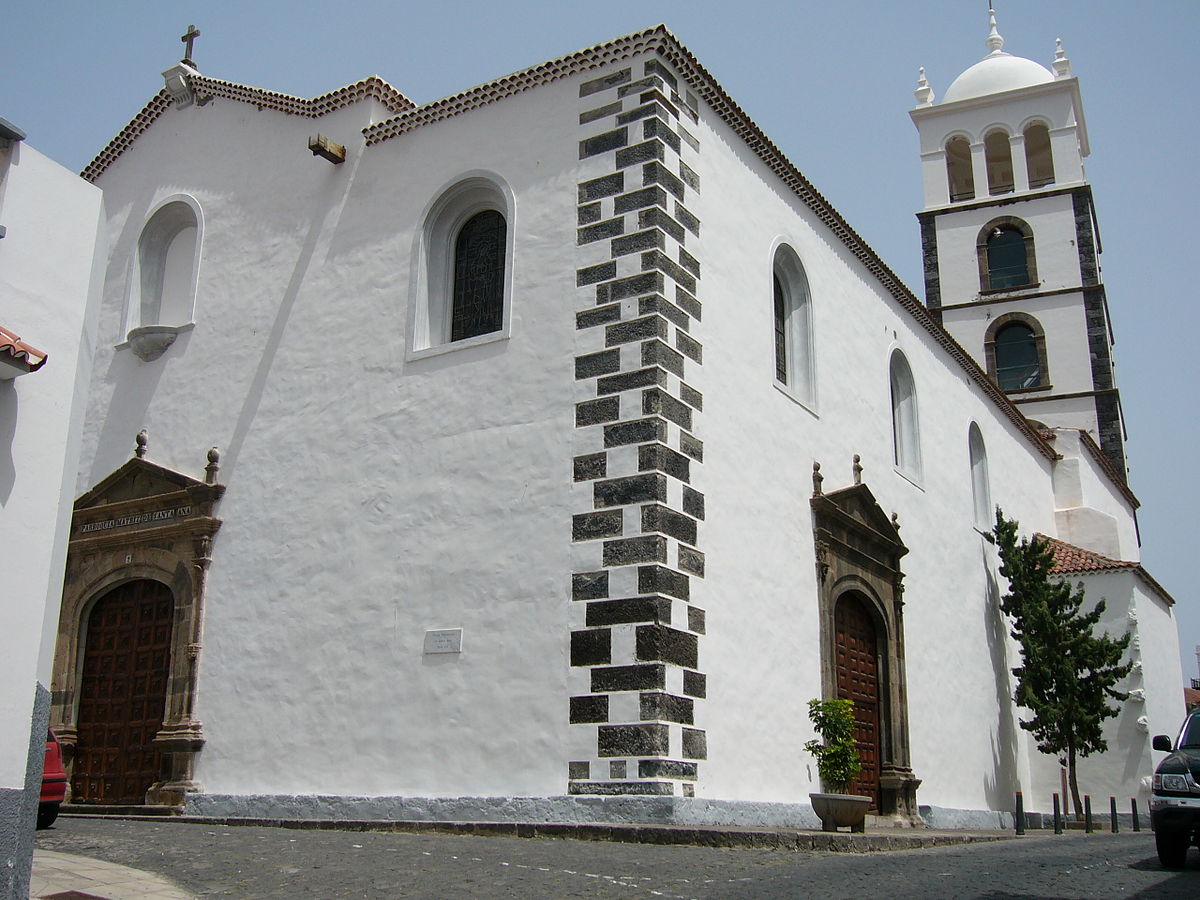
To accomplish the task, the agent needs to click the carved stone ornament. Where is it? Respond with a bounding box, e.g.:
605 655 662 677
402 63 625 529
128 324 181 361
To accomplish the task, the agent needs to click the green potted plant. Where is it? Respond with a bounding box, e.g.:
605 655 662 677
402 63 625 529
804 697 870 832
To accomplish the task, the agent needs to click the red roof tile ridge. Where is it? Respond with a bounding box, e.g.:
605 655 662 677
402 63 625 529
0 324 48 372
81 75 413 183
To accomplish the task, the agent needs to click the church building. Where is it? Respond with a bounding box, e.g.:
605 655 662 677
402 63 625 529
46 13 1183 829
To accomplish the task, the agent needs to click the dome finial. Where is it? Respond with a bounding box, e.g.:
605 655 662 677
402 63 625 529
986 5 1005 55
1053 37 1072 78
914 66 935 106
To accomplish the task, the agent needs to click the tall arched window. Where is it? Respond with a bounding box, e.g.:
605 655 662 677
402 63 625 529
977 218 1037 292
889 351 921 478
415 176 512 352
968 423 991 529
1023 122 1055 188
945 136 975 202
132 199 200 331
993 322 1041 389
450 209 506 341
985 312 1049 392
984 130 1014 196
772 245 815 405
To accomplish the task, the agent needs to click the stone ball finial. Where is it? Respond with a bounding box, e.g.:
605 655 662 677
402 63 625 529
205 446 221 484
135 429 149 458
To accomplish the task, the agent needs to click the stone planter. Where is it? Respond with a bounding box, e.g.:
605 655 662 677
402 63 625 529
810 792 871 833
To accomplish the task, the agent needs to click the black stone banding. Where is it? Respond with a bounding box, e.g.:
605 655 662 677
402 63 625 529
638 759 697 780
577 303 622 329
616 139 666 169
612 228 665 257
687 606 705 634
579 68 631 97
644 59 678 90
643 117 681 154
675 329 704 363
639 443 691 483
638 294 691 331
642 388 692 430
641 503 698 545
679 382 702 410
575 348 622 379
682 486 705 520
579 101 623 124
586 596 672 626
617 102 672 126
573 570 609 601
594 473 668 508
575 397 620 427
572 509 624 541
641 339 684 377
618 76 665 98
674 287 702 320
573 452 607 482
578 172 625 202
568 760 591 779
571 628 612 666
591 663 665 692
569 696 609 724
596 366 667 395
577 202 602 224
643 161 685 201
605 316 669 348
579 127 629 159
595 271 663 304
615 186 668 214
639 207 685 244
568 780 673 795
642 249 696 293
639 90 680 119
678 247 700 277
603 535 668 566
578 219 625 245
638 565 689 600
679 545 705 577
640 691 694 724
683 670 706 699
598 723 670 757
674 202 700 235
603 417 667 448
679 432 703 462
682 728 707 760
636 624 698 668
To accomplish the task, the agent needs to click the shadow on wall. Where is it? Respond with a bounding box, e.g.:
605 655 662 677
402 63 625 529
983 555 1021 809
0 381 15 503
91 335 174 482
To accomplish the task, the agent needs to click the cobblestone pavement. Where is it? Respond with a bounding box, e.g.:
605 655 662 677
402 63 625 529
36 816 1199 899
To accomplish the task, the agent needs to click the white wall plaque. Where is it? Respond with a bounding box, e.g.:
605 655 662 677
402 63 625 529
423 628 463 654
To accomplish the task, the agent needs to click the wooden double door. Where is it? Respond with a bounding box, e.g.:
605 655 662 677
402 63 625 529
834 593 882 809
73 580 174 805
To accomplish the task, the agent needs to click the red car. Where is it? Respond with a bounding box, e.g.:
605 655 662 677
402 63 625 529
38 729 67 829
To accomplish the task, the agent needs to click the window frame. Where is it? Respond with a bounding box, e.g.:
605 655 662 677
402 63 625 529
967 422 992 531
770 243 816 411
1022 120 1056 189
944 134 976 203
984 312 1051 393
121 195 203 341
408 174 515 361
889 350 922 482
976 216 1038 294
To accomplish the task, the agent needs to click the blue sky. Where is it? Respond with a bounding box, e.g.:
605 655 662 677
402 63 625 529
5 1 1198 679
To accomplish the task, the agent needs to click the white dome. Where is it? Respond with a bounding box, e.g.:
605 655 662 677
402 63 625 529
942 51 1054 103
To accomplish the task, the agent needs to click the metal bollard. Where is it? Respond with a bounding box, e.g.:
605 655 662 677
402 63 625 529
1131 798 1141 832
1015 791 1025 834
1053 792 1063 834
1085 795 1093 833
1110 796 1118 833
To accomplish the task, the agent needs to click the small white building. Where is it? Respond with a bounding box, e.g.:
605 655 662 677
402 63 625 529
48 14 1182 830
0 119 105 899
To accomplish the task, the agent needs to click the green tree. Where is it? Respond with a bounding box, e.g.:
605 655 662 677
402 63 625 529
989 509 1133 819
804 698 862 794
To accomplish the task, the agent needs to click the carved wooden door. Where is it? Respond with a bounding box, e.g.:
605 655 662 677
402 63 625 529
73 580 173 804
834 593 881 808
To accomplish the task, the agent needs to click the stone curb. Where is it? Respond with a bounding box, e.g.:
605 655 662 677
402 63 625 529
61 813 1015 853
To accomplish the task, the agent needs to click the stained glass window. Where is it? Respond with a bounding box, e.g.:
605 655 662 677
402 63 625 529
451 210 506 342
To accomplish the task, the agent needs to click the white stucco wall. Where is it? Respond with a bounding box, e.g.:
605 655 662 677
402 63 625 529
82 78 588 798
0 140 104 787
680 79 1061 815
1050 428 1139 560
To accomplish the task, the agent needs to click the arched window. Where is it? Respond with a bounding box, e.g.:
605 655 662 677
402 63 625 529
889 351 921 478
984 130 1014 196
977 218 1037 292
945 136 975 202
985 312 1049 392
450 210 506 342
772 245 814 404
415 176 512 352
1023 122 1055 188
131 199 200 332
993 323 1041 389
968 423 991 529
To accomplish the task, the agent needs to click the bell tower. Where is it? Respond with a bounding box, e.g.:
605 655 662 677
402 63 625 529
910 8 1126 478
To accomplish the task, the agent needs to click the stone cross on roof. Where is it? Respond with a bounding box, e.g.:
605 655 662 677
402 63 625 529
181 24 201 67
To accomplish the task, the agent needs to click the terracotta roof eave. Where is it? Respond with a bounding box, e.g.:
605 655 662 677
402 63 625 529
81 75 413 183
361 26 1056 463
0 325 48 372
1038 532 1174 606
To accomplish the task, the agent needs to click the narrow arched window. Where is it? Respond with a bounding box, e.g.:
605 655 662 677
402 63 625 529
450 209 506 342
984 130 1014 196
1023 122 1055 188
985 226 1029 290
945 136 975 202
993 323 1041 390
889 351 921 478
772 246 815 405
136 201 199 329
968 423 991 529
